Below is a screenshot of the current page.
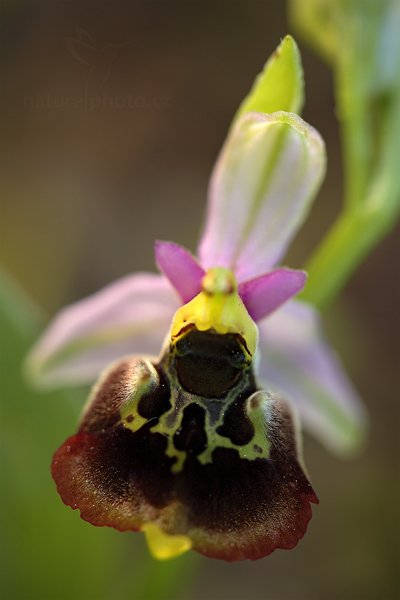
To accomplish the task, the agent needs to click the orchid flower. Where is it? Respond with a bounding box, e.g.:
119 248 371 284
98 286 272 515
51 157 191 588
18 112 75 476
27 37 366 561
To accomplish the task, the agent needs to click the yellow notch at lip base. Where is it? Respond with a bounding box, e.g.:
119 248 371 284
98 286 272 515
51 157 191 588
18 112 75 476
170 267 258 357
141 523 192 560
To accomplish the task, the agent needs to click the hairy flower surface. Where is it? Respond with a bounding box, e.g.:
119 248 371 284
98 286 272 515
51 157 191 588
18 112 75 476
27 37 366 561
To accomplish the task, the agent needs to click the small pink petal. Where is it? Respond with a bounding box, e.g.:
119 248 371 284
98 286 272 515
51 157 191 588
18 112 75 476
238 268 307 322
155 240 205 303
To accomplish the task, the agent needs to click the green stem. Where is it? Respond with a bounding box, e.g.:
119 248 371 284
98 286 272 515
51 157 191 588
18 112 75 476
303 120 400 309
337 66 372 209
301 203 393 309
303 56 400 309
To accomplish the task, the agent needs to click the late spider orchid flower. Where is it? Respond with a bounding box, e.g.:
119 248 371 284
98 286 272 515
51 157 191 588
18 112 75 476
27 37 366 561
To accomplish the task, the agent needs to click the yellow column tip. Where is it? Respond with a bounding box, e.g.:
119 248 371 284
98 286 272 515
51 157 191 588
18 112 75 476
141 523 192 561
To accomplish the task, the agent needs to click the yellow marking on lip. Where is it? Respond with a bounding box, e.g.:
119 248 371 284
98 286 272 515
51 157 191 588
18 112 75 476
149 418 187 473
196 393 270 465
120 361 158 433
170 267 258 358
149 391 271 474
142 523 192 560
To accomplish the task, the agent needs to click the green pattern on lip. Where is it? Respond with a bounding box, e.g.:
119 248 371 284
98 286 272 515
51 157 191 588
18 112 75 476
149 390 271 474
121 338 271 475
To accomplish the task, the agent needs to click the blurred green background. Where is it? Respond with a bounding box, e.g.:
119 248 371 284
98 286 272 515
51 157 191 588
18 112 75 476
1 1 399 599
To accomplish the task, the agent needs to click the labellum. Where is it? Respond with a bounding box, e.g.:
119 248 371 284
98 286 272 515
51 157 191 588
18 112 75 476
52 268 318 561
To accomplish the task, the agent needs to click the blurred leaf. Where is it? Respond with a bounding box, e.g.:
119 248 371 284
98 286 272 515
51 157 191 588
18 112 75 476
0 268 193 600
289 0 400 92
289 0 400 171
289 0 340 63
234 35 304 122
291 0 400 306
290 0 400 154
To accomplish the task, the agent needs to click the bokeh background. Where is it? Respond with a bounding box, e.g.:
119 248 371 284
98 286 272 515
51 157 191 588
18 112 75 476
1 1 399 599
